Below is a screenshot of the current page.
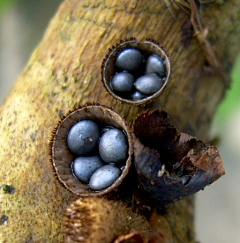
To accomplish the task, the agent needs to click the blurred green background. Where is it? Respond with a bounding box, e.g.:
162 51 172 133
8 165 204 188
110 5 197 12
0 0 15 10
0 1 239 242
214 55 240 122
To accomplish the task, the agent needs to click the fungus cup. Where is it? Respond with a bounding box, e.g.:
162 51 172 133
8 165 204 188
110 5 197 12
63 197 150 243
50 104 133 196
102 38 171 105
133 109 225 205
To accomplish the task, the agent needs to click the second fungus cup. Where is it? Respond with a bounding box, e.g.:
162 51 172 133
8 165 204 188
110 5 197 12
50 104 133 196
102 38 171 105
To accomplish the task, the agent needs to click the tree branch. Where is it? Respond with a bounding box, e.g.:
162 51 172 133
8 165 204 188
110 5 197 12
0 0 239 242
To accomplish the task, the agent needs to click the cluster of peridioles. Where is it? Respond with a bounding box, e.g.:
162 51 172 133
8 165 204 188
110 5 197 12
67 119 128 191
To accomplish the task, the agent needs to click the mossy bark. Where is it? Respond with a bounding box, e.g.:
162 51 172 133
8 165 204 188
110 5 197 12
0 0 239 242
